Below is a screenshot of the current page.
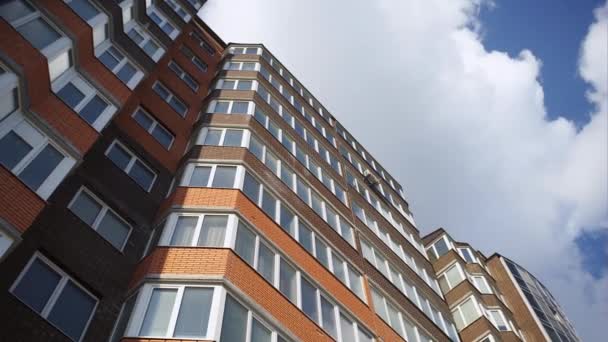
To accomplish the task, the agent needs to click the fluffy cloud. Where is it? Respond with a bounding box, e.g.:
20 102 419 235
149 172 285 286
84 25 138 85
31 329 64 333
202 0 607 340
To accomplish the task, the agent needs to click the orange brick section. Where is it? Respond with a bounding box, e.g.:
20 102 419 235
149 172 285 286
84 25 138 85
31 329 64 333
150 188 409 342
0 167 45 233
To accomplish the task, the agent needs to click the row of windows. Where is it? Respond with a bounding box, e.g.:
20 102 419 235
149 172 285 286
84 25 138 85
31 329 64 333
112 283 292 342
451 295 517 335
352 201 437 293
369 285 455 342
255 83 342 174
360 238 452 336
252 101 342 177
166 161 366 301
147 5 180 40
346 167 414 231
125 20 165 62
141 211 372 341
248 132 347 205
241 171 365 298
257 65 336 148
105 140 157 192
437 262 494 296
336 122 404 198
233 221 373 341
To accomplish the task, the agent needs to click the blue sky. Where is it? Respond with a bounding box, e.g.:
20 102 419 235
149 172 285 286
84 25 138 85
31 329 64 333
480 0 604 127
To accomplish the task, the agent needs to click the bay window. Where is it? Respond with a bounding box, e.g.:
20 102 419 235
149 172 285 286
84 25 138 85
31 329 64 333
452 296 482 330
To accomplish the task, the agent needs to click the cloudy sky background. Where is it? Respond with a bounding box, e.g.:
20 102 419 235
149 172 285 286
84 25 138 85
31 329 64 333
201 1 608 340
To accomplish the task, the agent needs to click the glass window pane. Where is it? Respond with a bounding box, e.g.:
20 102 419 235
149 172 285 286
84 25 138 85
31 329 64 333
13 258 61 313
68 0 99 21
358 329 374 342
242 173 260 203
264 152 277 173
117 62 137 84
251 318 272 342
99 49 120 70
261 190 276 219
296 179 309 203
0 131 33 170
133 109 154 130
47 281 96 341
279 259 296 303
301 277 318 322
235 223 255 266
174 287 213 338
332 254 347 283
315 239 330 268
220 295 247 342
71 191 102 226
340 314 355 342
97 210 130 249
107 144 131 170
299 223 314 254
280 164 293 186
139 288 177 336
434 237 449 257
223 130 243 147
169 97 187 116
57 82 85 109
204 129 222 145
143 40 160 57
221 80 236 89
153 83 169 99
170 216 198 246
311 192 323 217
460 297 479 325
257 243 274 284
189 166 212 187
371 288 388 322
127 29 144 44
231 101 249 114
19 144 63 190
348 268 365 299
151 125 173 149
214 101 229 113
128 160 155 190
320 296 337 339
279 205 295 236
79 95 107 125
387 303 402 335
237 80 252 90
197 215 227 247
0 0 35 22
17 17 61 50
211 166 236 188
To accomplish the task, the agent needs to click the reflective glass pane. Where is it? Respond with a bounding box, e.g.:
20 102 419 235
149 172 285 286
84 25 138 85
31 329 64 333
197 215 227 247
139 288 177 336
117 62 137 84
152 125 173 149
301 277 318 322
279 205 295 236
128 160 155 190
203 129 222 145
68 0 99 21
279 259 296 303
299 223 314 253
251 318 271 342
242 173 260 202
12 258 61 313
320 296 337 339
220 295 247 342
261 190 276 219
133 109 153 130
97 211 130 250
0 0 35 22
57 82 85 109
107 144 131 170
47 280 96 341
189 166 211 187
340 314 355 342
170 216 197 246
174 287 213 337
79 95 107 124
211 166 236 188
71 191 102 226
235 223 255 265
0 131 33 170
17 17 61 50
257 243 274 283
223 130 243 147
19 144 62 190
231 101 248 114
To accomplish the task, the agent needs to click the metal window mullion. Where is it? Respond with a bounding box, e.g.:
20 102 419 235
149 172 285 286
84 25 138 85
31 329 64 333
41 275 68 318
190 214 204 247
166 286 184 337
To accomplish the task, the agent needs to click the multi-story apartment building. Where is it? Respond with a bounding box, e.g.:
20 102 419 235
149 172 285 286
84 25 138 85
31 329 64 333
424 229 581 342
0 1 579 342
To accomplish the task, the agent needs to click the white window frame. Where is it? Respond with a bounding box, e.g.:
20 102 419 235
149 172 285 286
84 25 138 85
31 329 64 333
427 235 453 259
158 212 236 247
105 140 157 192
472 275 492 294
180 163 244 189
223 60 260 71
131 107 175 149
125 283 223 339
207 100 255 115
458 247 478 263
0 112 76 199
168 60 199 91
10 252 98 342
94 40 144 89
215 78 257 91
196 126 249 147
147 5 179 40
2 0 73 81
438 262 466 292
124 20 165 61
51 69 117 131
68 186 133 251
487 309 510 331
165 0 191 22
452 296 483 331
152 81 188 117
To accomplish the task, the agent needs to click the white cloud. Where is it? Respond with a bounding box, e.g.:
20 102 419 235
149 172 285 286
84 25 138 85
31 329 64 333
202 0 608 340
